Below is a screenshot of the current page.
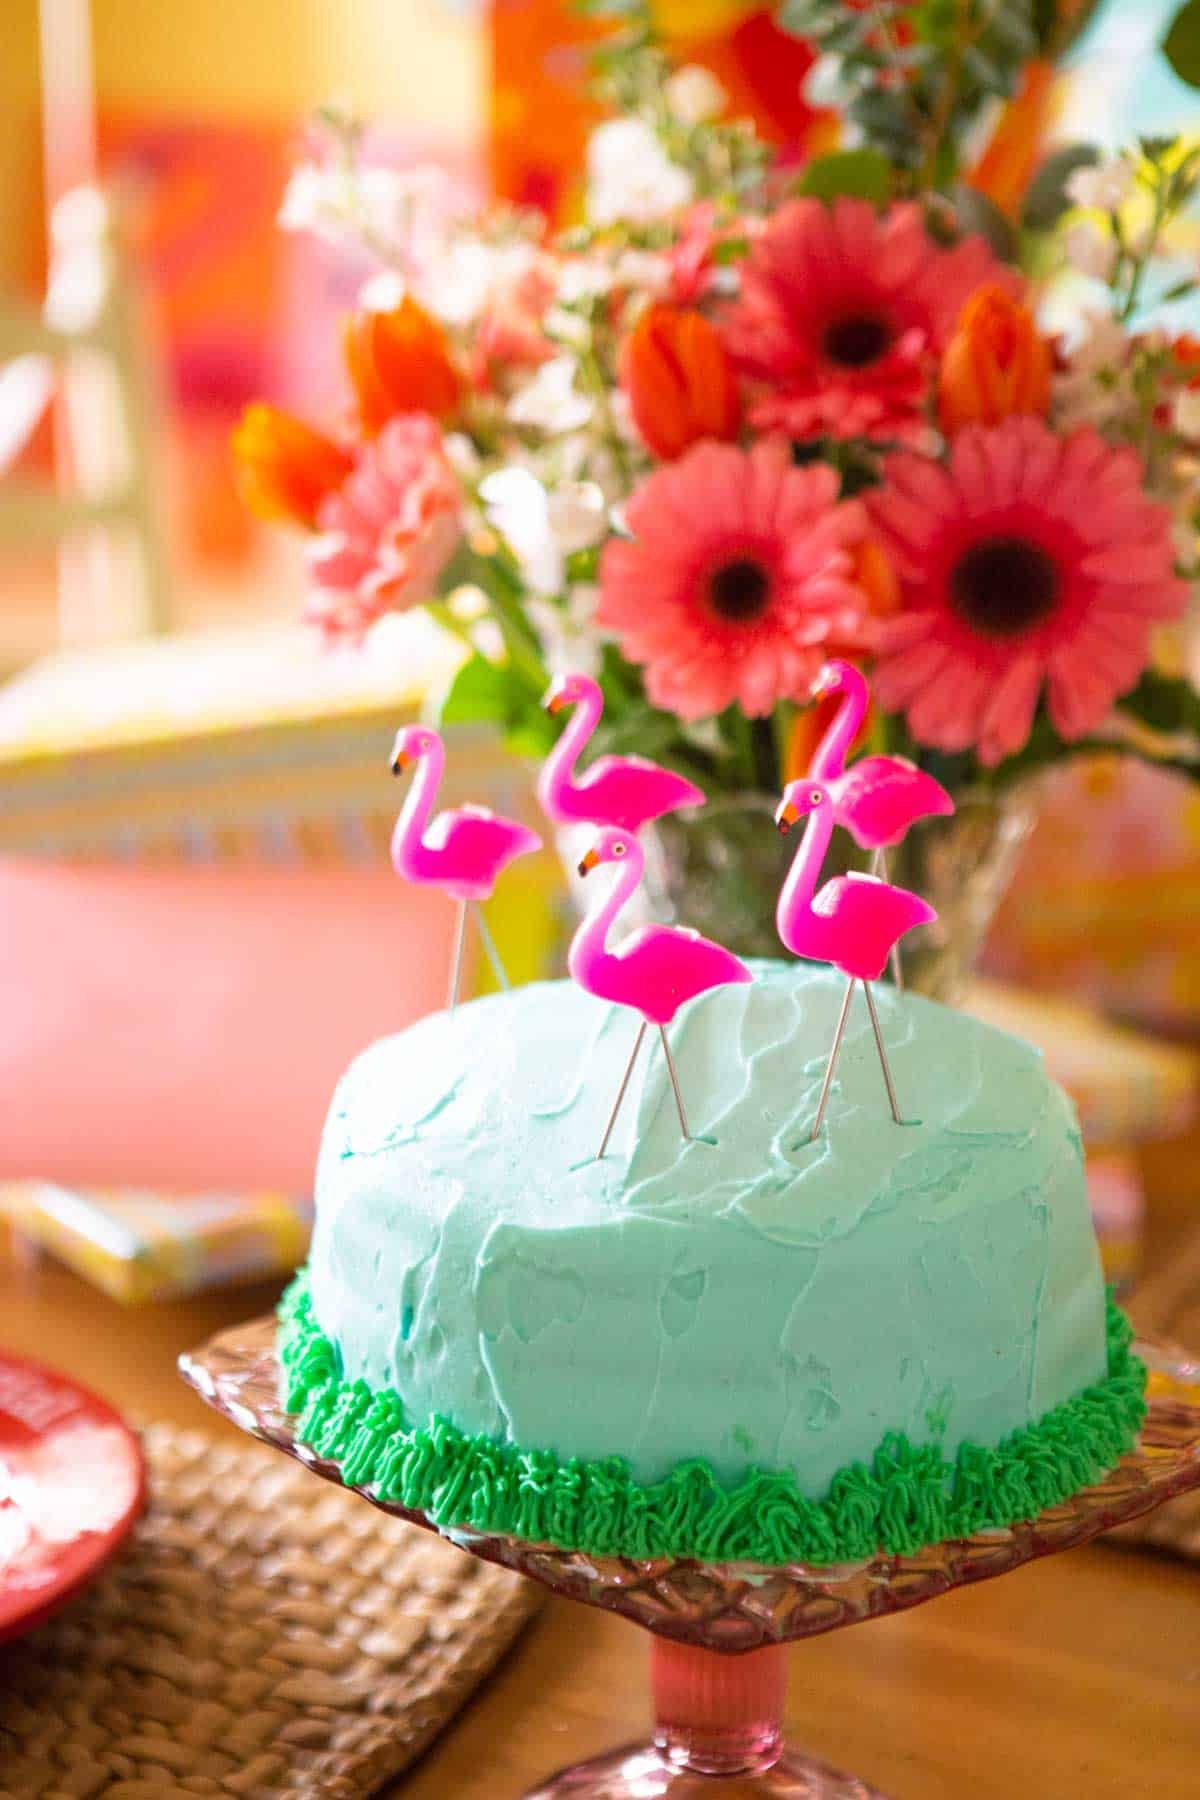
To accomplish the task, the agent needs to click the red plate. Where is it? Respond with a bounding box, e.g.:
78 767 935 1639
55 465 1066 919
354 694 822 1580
0 1352 145 1644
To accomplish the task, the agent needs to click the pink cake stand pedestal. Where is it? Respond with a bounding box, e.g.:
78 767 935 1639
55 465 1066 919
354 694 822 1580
180 1319 1200 1799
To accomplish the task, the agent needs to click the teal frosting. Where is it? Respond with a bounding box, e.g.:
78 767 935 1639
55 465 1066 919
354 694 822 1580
307 960 1115 1497
280 1274 1145 1563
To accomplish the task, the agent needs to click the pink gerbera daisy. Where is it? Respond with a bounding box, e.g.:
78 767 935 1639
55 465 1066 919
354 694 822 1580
723 197 1016 443
597 439 869 720
306 415 462 644
868 417 1187 766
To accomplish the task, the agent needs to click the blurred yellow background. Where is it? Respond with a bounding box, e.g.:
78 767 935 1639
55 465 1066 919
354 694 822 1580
0 0 481 294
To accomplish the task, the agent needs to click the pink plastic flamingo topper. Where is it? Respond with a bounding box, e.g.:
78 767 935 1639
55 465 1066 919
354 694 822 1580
540 673 705 831
808 658 952 988
390 725 542 1009
809 660 955 851
570 826 752 1156
775 777 936 1138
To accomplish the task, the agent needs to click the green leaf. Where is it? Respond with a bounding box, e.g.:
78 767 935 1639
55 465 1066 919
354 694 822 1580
776 0 826 36
951 185 1019 262
1119 668 1200 738
1162 2 1200 88
1021 144 1098 230
849 90 922 164
438 650 513 728
438 650 556 756
796 148 893 205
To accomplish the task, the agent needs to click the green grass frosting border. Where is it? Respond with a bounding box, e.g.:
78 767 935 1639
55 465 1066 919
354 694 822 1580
278 1272 1146 1566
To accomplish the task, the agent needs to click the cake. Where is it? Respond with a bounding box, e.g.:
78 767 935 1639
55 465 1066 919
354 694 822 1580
281 959 1145 1565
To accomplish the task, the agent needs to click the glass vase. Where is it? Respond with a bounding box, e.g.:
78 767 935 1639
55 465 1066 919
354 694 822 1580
639 782 1039 1005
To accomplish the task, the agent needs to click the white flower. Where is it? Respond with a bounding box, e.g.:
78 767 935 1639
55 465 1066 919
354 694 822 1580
528 585 603 678
479 468 564 595
1063 220 1118 282
586 118 694 228
1063 308 1131 376
443 433 482 479
1065 155 1136 214
544 305 592 348
547 483 607 554
1174 387 1200 439
803 54 848 110
1054 309 1134 430
480 468 607 598
280 159 452 265
506 356 593 434
557 434 624 503
613 249 672 295
556 259 613 304
664 64 727 126
417 239 541 328
278 162 351 237
358 269 406 311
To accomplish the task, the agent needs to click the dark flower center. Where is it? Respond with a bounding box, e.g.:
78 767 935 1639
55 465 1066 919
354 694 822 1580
950 535 1060 639
823 313 892 369
709 558 771 622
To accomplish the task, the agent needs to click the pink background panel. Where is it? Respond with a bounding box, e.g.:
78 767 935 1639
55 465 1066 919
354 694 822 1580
0 862 460 1194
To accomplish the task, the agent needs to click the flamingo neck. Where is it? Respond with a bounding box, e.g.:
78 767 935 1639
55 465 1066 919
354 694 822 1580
397 740 444 866
548 680 603 800
811 670 868 780
779 804 833 938
573 846 642 969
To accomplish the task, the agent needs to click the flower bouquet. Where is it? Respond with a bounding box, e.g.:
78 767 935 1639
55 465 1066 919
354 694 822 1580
233 0 1200 985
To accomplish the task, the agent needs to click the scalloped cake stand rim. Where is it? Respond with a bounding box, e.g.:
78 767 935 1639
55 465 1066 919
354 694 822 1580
179 1314 1200 1653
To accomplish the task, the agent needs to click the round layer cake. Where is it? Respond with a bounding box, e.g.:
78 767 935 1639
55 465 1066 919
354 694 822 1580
283 959 1144 1563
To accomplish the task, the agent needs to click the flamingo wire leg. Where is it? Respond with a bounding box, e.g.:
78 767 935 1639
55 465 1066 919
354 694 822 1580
659 1025 691 1143
597 1021 647 1161
861 979 903 1124
473 903 510 991
811 977 855 1140
446 899 469 1012
871 848 904 991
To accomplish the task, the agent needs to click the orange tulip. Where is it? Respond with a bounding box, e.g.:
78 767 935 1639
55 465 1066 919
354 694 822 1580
231 404 353 530
620 303 740 460
938 286 1051 434
967 60 1055 220
345 296 462 434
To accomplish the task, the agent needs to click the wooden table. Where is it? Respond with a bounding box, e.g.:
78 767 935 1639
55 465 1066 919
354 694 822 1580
3 1208 1199 1800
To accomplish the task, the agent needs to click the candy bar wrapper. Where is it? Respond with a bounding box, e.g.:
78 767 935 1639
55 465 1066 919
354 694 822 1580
2 1183 314 1304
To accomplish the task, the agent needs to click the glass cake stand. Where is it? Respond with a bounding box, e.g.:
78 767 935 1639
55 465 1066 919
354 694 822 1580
180 1317 1200 1799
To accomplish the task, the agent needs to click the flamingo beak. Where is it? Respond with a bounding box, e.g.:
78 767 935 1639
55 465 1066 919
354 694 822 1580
775 799 800 835
811 670 836 702
577 847 601 877
544 689 567 715
390 749 412 776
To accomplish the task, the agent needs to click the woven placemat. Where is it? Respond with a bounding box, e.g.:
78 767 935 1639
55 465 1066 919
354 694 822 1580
0 1423 542 1799
1115 1238 1200 1561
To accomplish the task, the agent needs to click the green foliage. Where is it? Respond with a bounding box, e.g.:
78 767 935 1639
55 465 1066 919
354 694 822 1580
950 185 1019 261
779 0 1038 189
439 652 556 761
1022 144 1099 230
795 148 893 204
1109 138 1200 324
1163 0 1200 89
1122 668 1200 734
